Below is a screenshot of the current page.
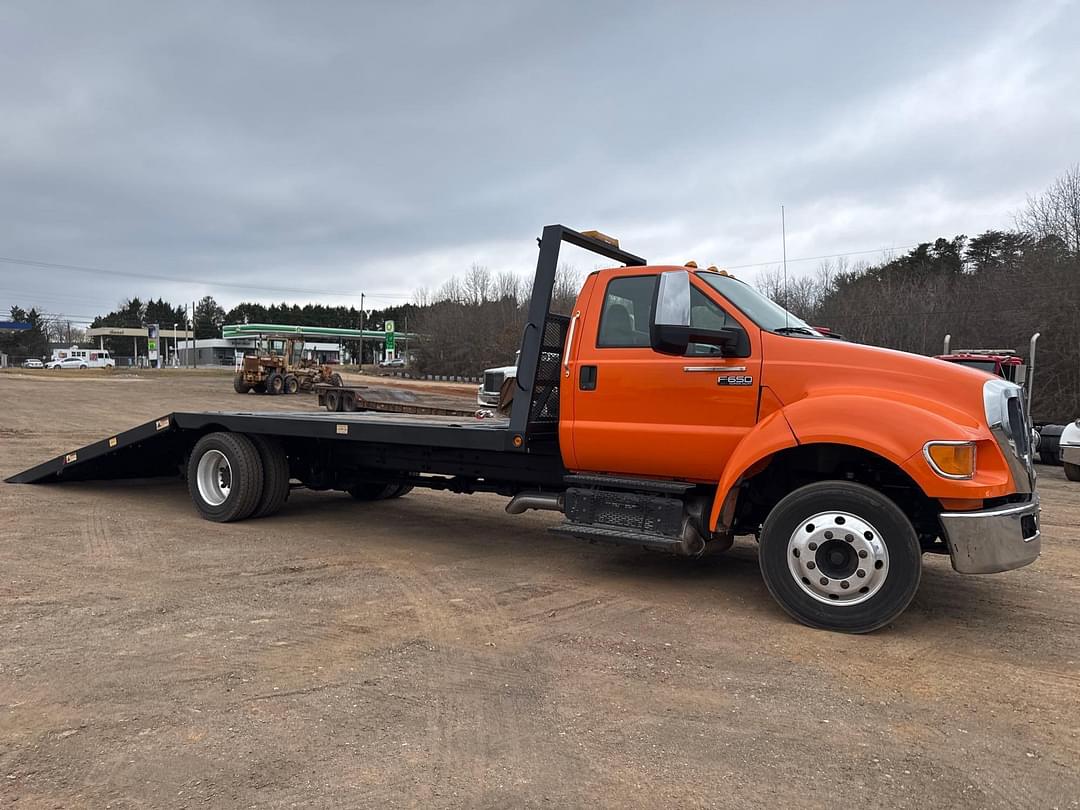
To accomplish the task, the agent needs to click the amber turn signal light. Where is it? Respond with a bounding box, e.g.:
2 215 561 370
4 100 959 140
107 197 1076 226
924 442 976 479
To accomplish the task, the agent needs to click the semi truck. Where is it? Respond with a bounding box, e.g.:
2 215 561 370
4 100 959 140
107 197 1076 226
7 226 1041 633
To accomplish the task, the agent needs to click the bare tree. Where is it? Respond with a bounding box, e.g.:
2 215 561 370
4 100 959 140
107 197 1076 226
1018 164 1080 255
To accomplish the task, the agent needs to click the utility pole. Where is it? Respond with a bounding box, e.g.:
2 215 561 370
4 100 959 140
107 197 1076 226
360 292 365 369
192 301 197 369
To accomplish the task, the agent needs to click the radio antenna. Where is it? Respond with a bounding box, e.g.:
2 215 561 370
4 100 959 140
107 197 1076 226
781 204 789 328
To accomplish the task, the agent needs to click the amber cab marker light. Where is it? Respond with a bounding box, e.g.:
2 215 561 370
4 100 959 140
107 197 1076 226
924 441 976 479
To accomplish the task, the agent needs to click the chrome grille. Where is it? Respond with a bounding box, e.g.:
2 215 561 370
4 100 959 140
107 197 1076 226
484 371 504 393
984 378 1034 493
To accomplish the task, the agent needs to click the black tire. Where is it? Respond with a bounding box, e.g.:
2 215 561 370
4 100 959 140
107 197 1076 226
325 388 343 412
233 373 252 394
265 372 284 395
248 434 291 518
253 382 267 394
187 432 264 522
758 481 922 633
329 372 343 387
1065 462 1080 482
348 482 404 501
80 364 87 369
284 375 300 395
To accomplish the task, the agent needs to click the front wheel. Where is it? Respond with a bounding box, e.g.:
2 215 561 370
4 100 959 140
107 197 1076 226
758 481 921 633
1065 462 1080 482
329 372 343 387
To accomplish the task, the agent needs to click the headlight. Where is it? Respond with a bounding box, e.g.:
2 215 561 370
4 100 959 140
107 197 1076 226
924 441 976 479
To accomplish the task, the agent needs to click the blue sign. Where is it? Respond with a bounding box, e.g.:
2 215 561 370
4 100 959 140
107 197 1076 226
0 321 31 331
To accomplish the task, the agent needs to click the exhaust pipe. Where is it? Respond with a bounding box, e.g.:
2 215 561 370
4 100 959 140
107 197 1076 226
1027 332 1040 417
506 492 564 515
943 334 951 355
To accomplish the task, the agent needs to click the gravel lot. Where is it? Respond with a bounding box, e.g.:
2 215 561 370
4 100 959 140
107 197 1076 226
1 369 1078 808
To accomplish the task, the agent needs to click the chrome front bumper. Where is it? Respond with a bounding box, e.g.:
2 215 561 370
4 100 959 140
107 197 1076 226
939 495 1041 574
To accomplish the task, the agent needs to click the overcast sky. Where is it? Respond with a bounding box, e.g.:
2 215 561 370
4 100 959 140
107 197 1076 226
1 0 1078 322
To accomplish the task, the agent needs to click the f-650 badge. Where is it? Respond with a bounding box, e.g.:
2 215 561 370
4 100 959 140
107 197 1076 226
717 374 754 386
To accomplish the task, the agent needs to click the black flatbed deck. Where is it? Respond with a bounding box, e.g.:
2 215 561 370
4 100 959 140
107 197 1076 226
6 409 521 485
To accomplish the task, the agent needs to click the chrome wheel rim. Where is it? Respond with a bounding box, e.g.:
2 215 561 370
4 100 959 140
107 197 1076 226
196 449 232 506
787 511 889 605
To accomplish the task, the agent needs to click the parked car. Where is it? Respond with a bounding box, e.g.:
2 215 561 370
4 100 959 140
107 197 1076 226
379 358 406 369
22 358 43 369
47 356 89 369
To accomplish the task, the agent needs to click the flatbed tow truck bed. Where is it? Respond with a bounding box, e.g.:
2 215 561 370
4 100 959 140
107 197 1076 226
5 409 518 485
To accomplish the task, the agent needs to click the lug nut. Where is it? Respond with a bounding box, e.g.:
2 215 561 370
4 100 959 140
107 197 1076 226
806 561 816 570
819 577 829 586
858 549 868 558
808 542 818 551
845 534 854 542
841 581 849 589
824 531 833 540
856 569 866 578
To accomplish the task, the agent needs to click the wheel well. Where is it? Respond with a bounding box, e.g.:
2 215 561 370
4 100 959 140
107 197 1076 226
734 443 942 547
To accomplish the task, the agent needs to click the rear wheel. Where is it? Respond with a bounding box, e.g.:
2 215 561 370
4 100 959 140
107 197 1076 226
187 432 264 522
265 372 284 395
758 481 921 633
248 434 291 518
325 388 343 412
284 375 300 395
233 373 252 394
1065 462 1080 482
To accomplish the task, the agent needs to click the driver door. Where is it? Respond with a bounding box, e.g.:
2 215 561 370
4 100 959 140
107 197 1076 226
567 271 762 482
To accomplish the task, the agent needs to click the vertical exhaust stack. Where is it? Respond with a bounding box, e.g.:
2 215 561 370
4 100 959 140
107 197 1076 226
1027 332 1040 418
943 334 951 355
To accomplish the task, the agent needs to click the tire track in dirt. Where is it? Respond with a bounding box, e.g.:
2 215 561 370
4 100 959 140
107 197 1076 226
81 499 116 566
385 562 581 806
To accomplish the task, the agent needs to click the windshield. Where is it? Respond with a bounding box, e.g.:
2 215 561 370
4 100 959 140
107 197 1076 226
697 272 822 336
948 359 1000 374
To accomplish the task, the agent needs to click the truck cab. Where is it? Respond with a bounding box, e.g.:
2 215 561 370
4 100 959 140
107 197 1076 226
477 351 520 408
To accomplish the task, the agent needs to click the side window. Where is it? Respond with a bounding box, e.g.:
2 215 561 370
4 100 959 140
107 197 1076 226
687 287 747 356
597 275 657 348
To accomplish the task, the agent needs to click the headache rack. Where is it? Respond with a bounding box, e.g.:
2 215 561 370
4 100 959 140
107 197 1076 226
506 225 645 450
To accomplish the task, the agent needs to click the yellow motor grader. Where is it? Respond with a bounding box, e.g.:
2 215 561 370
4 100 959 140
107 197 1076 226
233 336 343 395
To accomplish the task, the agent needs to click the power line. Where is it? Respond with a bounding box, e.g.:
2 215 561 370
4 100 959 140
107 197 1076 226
726 243 922 271
0 255 411 300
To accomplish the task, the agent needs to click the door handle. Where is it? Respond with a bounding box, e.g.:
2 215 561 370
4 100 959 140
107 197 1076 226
683 365 747 373
579 365 597 391
563 311 580 378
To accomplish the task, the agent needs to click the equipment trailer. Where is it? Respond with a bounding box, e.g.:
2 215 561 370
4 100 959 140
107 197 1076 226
8 226 1042 632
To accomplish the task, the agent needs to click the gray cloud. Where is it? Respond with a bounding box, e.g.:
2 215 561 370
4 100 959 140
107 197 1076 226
1 0 1077 320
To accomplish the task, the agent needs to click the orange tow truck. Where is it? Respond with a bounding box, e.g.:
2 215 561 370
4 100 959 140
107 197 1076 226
8 226 1040 632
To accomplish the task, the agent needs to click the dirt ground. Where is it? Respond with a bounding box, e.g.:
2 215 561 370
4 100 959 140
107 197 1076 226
1 368 1078 809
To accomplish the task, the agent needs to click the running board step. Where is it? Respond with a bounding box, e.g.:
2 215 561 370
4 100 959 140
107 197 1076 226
563 473 694 494
549 523 700 555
